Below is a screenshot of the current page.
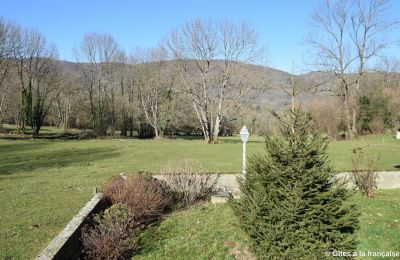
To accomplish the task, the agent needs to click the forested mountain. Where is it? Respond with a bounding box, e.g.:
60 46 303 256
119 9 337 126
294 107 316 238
4 58 397 139
1 17 399 141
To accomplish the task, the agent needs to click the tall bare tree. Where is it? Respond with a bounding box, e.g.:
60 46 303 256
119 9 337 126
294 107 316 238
376 56 400 89
9 24 61 135
167 19 266 143
116 51 133 136
0 18 14 128
131 47 175 138
307 0 398 138
55 73 80 133
75 33 121 135
375 56 400 127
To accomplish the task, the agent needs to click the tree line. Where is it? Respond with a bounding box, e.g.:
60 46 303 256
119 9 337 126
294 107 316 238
0 0 399 142
0 18 268 143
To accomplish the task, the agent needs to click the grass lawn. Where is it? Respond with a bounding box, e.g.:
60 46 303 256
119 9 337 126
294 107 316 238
136 190 400 259
134 204 252 260
354 190 400 255
0 128 399 258
328 135 400 172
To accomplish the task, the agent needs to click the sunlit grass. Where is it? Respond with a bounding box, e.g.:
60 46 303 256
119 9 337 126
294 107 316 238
0 131 399 258
134 204 252 259
135 190 400 259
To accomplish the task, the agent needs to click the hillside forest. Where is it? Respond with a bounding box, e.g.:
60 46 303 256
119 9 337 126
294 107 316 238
0 1 399 143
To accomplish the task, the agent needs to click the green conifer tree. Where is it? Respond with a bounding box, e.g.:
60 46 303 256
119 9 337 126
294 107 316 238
358 96 372 134
230 110 359 259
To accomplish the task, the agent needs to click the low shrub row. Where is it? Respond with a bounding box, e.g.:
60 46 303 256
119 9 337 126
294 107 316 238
81 163 219 259
161 161 220 207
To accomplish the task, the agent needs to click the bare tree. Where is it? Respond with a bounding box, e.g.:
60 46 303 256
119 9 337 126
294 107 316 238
376 56 400 127
307 0 398 139
55 74 80 133
0 18 14 129
116 51 133 137
167 19 266 143
75 33 121 135
350 0 399 135
375 56 400 89
9 25 62 135
130 47 175 138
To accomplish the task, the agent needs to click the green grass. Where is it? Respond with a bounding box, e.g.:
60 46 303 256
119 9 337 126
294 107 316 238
0 137 252 259
134 204 252 259
328 135 400 171
136 190 400 259
354 190 400 255
0 130 399 258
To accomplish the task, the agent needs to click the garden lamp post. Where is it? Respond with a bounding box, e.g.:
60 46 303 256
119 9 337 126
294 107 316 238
240 125 249 177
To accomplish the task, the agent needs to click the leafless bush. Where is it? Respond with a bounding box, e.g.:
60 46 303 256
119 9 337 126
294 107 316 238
350 148 379 198
103 175 171 224
81 204 138 260
77 130 98 139
161 161 220 207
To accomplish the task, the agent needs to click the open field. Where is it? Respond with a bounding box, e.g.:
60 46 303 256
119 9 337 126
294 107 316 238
328 135 400 172
0 131 399 258
135 189 400 259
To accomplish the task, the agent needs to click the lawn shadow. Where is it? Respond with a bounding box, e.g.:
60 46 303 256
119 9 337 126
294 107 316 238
0 146 120 176
217 139 264 144
0 141 52 153
164 135 204 141
0 132 82 140
164 135 264 144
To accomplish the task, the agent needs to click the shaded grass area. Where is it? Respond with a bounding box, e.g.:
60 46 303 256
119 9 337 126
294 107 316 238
0 143 119 176
135 190 400 259
0 124 83 140
0 133 399 258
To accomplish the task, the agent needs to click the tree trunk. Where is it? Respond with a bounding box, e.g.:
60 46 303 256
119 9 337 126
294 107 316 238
15 110 22 133
344 97 353 139
212 116 221 144
351 105 358 138
351 78 361 139
154 123 159 138
0 96 4 130
192 102 211 143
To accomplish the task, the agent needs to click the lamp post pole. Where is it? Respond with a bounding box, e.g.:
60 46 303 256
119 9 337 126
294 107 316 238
240 125 249 177
242 139 247 176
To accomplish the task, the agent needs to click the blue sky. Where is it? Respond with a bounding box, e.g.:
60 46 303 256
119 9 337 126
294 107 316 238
1 0 399 73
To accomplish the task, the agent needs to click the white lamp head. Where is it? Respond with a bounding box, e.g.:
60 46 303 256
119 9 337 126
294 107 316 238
240 125 249 142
